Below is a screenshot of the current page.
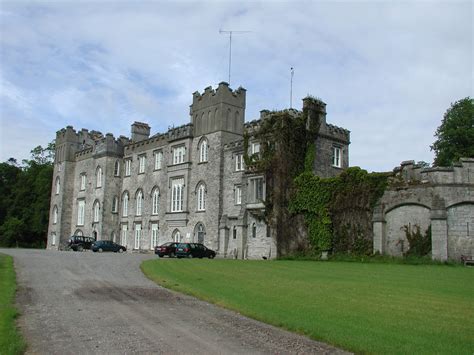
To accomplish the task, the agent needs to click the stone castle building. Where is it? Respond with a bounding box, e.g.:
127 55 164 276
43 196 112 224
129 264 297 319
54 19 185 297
47 82 350 259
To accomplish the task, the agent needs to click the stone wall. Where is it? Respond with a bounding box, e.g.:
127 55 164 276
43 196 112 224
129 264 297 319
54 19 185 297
373 158 474 261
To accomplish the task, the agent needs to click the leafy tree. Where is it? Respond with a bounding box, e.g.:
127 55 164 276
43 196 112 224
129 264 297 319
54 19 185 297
431 97 474 166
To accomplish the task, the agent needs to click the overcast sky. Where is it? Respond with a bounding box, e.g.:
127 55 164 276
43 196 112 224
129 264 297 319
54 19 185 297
0 0 472 171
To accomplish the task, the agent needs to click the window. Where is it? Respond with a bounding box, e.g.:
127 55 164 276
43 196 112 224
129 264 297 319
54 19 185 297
197 183 206 211
121 224 128 246
112 197 118 213
136 190 143 216
96 167 102 188
251 142 260 155
53 206 58 224
151 223 159 249
125 159 131 176
172 145 185 165
154 151 163 170
199 139 208 163
171 178 184 212
234 185 242 205
252 223 257 238
152 188 160 215
122 192 129 217
80 174 86 190
93 201 100 222
51 232 56 246
235 153 244 171
77 200 85 226
139 155 146 174
134 224 141 249
55 177 60 195
173 229 181 243
249 177 264 202
332 146 342 168
233 226 237 239
114 160 120 176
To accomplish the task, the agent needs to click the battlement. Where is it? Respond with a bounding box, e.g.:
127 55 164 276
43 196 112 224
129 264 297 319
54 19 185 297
224 140 245 151
167 123 193 142
191 82 246 112
394 158 474 185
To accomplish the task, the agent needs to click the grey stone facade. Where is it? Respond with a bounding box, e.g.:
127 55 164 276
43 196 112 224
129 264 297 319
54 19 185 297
373 158 474 261
47 82 350 259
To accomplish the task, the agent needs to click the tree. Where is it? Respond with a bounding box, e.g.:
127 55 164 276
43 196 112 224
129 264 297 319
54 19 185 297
431 97 474 166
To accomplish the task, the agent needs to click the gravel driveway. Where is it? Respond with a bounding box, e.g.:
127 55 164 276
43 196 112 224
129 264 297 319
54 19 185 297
1 249 348 354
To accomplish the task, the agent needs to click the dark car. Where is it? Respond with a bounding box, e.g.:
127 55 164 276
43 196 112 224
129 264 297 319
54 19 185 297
175 243 216 259
68 235 95 251
91 240 126 253
154 242 178 257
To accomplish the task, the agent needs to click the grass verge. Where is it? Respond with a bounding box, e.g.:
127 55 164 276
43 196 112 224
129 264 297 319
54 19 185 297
0 254 26 355
142 259 474 354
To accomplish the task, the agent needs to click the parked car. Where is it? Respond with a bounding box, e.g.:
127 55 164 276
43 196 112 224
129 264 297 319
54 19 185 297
91 240 126 253
154 242 178 257
68 235 95 251
175 243 216 259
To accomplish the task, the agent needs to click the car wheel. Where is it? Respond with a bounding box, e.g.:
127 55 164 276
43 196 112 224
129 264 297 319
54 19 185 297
98 248 103 253
169 252 175 258
77 245 83 252
208 254 215 259
118 248 124 253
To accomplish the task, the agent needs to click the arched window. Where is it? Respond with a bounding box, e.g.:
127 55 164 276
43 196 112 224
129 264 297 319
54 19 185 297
195 223 205 243
93 201 100 222
172 229 182 243
53 205 58 224
55 177 60 195
96 166 102 188
114 160 120 176
199 138 208 163
136 190 143 216
197 183 206 211
122 192 129 217
152 188 160 215
112 196 118 213
252 223 257 238
233 226 237 239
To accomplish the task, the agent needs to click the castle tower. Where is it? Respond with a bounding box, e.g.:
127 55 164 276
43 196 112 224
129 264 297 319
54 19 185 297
190 82 246 137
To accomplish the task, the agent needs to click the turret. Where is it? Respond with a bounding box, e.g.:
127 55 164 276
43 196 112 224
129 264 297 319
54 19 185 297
190 82 246 136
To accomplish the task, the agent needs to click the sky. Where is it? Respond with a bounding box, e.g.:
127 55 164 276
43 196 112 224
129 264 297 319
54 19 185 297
0 0 472 172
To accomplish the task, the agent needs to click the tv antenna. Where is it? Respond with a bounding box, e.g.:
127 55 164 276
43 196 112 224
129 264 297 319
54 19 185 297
219 29 251 85
290 67 294 108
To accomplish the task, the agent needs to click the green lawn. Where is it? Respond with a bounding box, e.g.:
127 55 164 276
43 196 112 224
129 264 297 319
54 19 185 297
142 259 474 354
0 254 25 355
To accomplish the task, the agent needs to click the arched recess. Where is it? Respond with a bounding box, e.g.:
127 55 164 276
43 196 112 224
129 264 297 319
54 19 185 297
447 202 474 260
194 223 206 243
74 229 83 236
172 229 182 243
385 204 431 257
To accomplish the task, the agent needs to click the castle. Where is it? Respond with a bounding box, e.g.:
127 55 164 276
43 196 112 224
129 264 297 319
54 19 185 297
46 82 350 259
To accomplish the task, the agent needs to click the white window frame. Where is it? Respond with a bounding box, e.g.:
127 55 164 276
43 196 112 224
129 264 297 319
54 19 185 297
332 146 342 168
199 139 208 163
136 190 143 216
249 177 264 203
139 155 146 174
134 224 141 250
80 174 86 191
251 142 260 155
122 193 129 217
53 206 58 224
121 224 128 246
114 160 120 176
77 200 85 226
151 223 159 250
51 232 56 246
197 184 206 211
234 185 242 205
171 178 184 212
55 177 60 195
173 230 181 243
172 145 185 165
93 201 100 222
96 167 102 188
152 189 160 215
154 151 163 170
125 159 131 176
235 153 244 171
